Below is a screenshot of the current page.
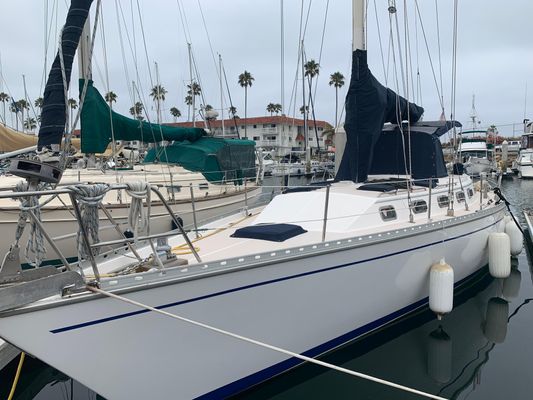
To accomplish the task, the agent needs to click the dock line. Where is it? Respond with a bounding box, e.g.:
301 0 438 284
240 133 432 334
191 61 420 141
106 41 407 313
87 285 448 400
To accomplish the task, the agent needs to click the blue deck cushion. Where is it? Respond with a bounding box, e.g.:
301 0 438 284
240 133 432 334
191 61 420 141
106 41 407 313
231 223 307 242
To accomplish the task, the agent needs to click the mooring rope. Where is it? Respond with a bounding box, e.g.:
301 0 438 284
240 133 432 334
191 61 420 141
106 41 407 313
125 181 151 238
68 184 110 259
87 286 447 400
125 181 166 270
14 181 47 267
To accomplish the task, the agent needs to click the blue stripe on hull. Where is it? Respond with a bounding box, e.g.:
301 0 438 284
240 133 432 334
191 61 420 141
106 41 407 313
51 217 502 334
196 267 487 400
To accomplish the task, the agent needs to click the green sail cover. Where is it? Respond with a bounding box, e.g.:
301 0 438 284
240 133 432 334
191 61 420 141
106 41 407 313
144 137 256 183
80 79 205 153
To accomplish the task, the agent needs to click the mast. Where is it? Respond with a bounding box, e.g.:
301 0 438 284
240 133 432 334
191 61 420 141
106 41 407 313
469 94 477 130
301 41 310 173
219 54 225 137
280 0 285 115
188 43 195 128
335 0 366 174
78 18 92 82
280 0 286 154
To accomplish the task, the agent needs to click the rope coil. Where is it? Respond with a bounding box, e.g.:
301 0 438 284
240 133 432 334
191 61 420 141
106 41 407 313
13 181 47 267
68 183 110 259
125 181 151 239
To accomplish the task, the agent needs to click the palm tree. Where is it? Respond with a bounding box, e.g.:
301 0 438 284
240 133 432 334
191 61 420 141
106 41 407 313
204 104 213 111
9 101 19 130
266 103 276 116
184 95 193 121
329 71 345 128
229 106 237 117
105 91 117 109
170 107 181 122
274 103 282 115
299 105 309 115
34 97 44 109
129 102 144 121
238 70 254 139
0 92 9 126
16 99 29 131
186 82 201 125
150 85 168 123
34 96 44 123
24 117 37 131
304 59 320 81
67 98 78 127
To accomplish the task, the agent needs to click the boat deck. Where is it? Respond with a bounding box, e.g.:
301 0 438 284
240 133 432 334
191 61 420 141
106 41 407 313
92 176 493 275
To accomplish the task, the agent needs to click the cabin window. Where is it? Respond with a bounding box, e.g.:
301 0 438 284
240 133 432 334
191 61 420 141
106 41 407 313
379 206 397 221
467 188 474 198
167 185 182 194
437 195 449 208
456 191 466 203
411 200 428 214
199 183 209 190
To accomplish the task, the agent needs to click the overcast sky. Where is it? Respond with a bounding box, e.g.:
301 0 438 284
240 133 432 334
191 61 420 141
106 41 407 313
1 0 532 136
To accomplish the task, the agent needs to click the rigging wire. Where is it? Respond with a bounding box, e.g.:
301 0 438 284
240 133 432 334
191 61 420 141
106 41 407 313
373 0 388 84
448 0 460 215
221 59 240 138
414 0 444 113
114 0 134 103
99 5 119 182
435 0 445 114
311 0 329 101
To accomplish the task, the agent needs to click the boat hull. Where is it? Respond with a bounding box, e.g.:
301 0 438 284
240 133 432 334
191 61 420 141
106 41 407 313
464 157 495 176
518 163 533 178
0 205 505 399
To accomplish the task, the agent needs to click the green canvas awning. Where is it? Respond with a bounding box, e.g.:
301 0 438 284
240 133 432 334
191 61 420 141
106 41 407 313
80 79 205 153
144 137 256 183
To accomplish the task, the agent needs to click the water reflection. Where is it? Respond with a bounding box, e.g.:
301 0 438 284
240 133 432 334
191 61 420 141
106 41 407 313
237 265 527 400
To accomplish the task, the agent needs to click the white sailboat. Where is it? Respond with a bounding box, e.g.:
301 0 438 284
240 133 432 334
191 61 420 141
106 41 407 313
0 1 509 399
0 5 261 266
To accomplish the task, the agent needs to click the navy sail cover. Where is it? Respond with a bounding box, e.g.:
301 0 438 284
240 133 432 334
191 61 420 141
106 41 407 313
336 49 425 182
369 121 461 180
38 0 93 149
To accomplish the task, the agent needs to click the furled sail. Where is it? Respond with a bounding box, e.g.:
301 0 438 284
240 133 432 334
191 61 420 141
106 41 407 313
336 49 425 182
38 0 93 150
80 80 205 153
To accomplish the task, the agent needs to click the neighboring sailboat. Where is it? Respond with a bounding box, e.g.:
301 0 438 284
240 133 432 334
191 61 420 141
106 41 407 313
0 0 260 266
0 1 508 399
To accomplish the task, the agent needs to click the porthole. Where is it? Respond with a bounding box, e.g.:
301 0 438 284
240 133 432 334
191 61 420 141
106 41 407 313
379 205 397 221
467 188 474 198
456 191 466 203
437 195 449 208
411 200 428 214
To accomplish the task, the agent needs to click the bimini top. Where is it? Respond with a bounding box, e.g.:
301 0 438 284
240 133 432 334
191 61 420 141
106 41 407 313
368 120 461 180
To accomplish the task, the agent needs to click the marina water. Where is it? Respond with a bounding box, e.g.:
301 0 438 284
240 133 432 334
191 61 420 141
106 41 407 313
1 176 532 400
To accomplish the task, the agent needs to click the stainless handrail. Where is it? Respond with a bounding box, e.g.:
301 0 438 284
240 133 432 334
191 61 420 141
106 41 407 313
189 183 200 239
150 186 202 263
